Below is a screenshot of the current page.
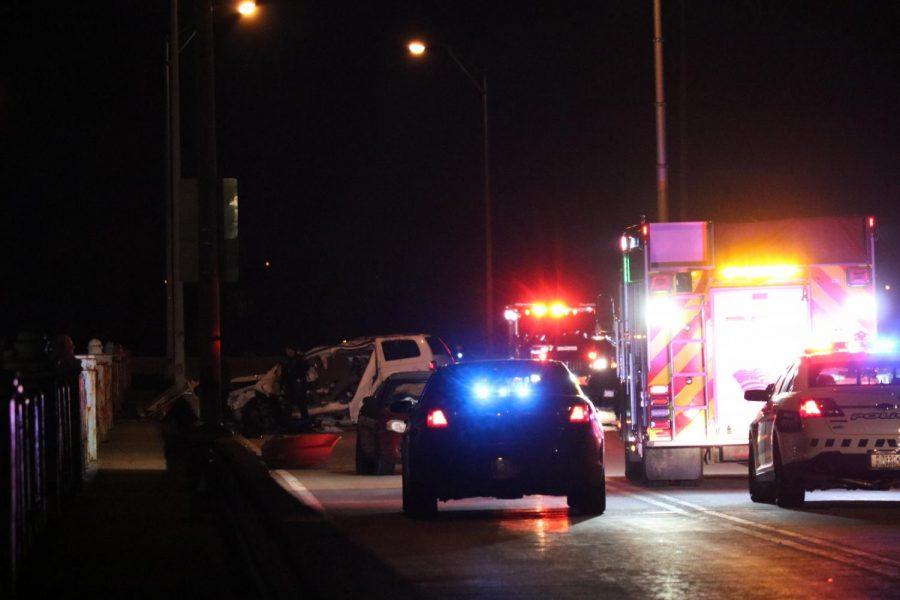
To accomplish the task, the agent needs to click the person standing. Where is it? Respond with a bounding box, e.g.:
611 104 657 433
280 343 309 422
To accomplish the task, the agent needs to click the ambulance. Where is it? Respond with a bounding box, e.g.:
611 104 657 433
615 216 877 481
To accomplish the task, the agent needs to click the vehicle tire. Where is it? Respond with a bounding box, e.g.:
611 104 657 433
402 445 437 518
374 453 395 476
625 454 645 483
355 437 376 475
748 445 776 504
774 438 805 508
567 467 606 515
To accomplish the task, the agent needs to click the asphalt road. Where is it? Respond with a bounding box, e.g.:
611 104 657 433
273 430 900 599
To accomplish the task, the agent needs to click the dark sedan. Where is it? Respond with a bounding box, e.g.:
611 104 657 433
401 360 606 517
356 371 432 475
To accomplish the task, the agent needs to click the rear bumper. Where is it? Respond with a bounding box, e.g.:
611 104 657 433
784 451 900 489
412 434 603 500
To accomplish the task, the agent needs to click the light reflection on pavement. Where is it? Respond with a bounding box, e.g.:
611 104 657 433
275 429 900 599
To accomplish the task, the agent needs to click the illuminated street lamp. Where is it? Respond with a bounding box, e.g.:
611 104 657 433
237 1 257 16
407 40 426 56
408 39 494 353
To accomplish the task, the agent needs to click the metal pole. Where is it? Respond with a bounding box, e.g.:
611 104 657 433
165 39 175 380
653 0 670 222
196 0 222 423
482 71 493 355
169 0 186 390
678 0 688 221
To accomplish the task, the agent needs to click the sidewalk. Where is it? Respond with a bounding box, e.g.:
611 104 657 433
17 390 252 598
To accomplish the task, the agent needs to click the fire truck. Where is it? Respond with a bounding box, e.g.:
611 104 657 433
616 216 877 482
503 301 619 405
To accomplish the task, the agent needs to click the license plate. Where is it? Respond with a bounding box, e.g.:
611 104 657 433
870 453 900 470
603 390 615 398
491 457 519 480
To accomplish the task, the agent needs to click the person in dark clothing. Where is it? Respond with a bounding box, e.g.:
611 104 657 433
280 343 309 421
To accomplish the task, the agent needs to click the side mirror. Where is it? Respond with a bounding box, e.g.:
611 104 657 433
389 398 416 414
744 389 771 402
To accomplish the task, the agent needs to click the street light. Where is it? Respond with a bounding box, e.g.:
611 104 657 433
407 40 426 56
237 1 257 16
407 39 494 354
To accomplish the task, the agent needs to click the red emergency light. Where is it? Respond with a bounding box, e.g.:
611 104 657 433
846 266 871 287
650 274 673 293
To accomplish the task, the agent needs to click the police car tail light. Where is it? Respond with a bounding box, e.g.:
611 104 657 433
799 398 844 419
569 403 590 423
799 399 822 418
427 408 449 428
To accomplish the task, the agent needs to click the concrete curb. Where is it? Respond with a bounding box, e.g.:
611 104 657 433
212 437 420 599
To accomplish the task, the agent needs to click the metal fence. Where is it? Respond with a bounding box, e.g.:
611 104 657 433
1 360 84 595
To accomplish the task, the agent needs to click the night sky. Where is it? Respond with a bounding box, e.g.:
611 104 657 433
3 1 898 356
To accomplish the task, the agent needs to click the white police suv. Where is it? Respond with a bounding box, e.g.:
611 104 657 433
745 344 900 507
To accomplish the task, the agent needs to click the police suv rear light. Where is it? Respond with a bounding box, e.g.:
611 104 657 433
427 408 449 428
569 404 590 423
799 398 844 419
649 384 669 396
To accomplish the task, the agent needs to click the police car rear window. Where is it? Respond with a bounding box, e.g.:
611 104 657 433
808 359 900 387
422 362 581 405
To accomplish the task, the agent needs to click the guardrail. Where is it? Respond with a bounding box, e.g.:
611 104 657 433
1 340 130 596
1 363 82 595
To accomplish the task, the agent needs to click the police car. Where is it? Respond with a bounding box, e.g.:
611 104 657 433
401 360 606 517
745 342 900 507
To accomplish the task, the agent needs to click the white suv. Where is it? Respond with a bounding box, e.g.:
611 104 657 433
746 348 900 507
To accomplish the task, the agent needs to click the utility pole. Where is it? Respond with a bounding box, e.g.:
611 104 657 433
196 0 222 423
653 0 670 222
678 0 689 221
482 71 493 355
166 0 186 391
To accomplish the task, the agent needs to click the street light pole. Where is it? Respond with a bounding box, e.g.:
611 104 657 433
166 0 186 391
653 0 670 222
196 0 222 423
409 41 494 354
481 71 493 355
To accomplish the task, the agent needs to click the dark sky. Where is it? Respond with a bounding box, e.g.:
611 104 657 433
2 1 898 356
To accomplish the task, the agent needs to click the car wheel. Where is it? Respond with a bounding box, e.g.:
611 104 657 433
374 453 395 476
401 445 436 518
774 437 805 508
567 467 606 515
748 443 776 504
355 436 376 475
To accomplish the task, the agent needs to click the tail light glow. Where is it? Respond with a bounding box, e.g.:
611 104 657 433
799 398 844 419
799 399 821 417
427 408 449 428
569 404 590 423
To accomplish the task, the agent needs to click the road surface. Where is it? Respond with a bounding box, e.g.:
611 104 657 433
272 429 900 599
